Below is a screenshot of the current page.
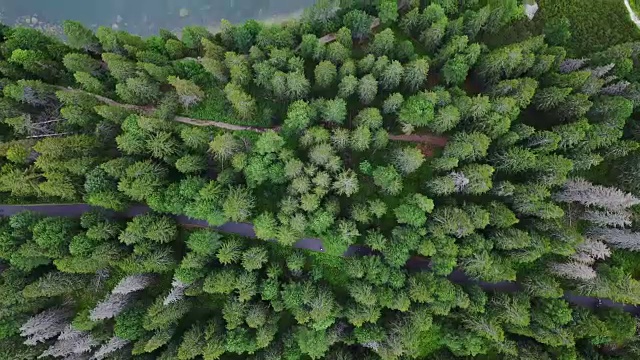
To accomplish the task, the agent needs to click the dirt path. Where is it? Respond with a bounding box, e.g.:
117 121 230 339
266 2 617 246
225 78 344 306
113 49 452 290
56 87 272 133
388 132 450 159
389 133 448 146
58 87 453 142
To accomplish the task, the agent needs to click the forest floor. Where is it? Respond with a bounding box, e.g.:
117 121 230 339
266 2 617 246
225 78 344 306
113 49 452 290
389 133 448 157
481 0 640 55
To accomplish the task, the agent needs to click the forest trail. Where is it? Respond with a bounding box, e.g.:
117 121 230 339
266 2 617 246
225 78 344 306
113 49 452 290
1 203 638 315
58 87 451 142
389 133 448 146
56 87 273 133
389 133 449 157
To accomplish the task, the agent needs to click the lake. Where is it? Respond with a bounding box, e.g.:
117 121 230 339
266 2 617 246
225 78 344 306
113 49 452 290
0 0 316 36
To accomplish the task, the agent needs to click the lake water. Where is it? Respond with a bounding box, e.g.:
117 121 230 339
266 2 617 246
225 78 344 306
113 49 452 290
0 0 316 36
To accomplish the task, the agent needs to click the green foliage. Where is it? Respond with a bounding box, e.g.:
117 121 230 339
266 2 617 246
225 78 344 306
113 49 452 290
343 10 374 41
537 0 640 55
115 307 147 340
63 20 100 51
314 61 337 89
1 8 640 360
394 194 434 227
399 92 435 128
372 165 403 195
358 74 378 104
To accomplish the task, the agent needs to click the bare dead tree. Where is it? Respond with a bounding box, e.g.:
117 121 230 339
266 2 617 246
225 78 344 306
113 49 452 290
450 171 470 192
20 308 72 345
580 209 632 228
559 58 588 73
601 81 630 95
591 63 615 78
91 337 129 360
89 293 134 321
163 279 188 306
39 332 98 358
554 178 640 210
111 274 155 295
550 262 597 280
575 238 611 262
588 227 640 251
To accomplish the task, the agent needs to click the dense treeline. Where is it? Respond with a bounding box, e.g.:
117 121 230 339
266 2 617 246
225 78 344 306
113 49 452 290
1 211 639 360
2 0 640 358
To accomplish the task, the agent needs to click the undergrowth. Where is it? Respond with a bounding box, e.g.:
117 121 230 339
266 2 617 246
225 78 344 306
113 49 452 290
538 0 640 55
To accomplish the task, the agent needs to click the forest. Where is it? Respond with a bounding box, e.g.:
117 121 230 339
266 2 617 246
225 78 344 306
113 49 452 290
2 0 640 358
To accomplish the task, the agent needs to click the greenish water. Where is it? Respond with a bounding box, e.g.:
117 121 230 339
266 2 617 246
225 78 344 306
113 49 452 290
0 0 315 36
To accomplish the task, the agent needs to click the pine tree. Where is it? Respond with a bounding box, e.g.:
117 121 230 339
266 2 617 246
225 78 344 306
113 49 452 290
333 170 359 197
343 9 374 41
242 247 269 271
358 75 378 104
383 93 404 114
90 293 135 321
421 18 448 53
167 76 205 108
39 331 97 358
370 29 396 57
20 308 71 345
442 55 470 86
550 262 596 281
533 86 572 111
403 58 429 92
554 179 640 210
353 108 382 130
491 147 537 174
331 128 351 150
63 20 100 52
588 228 640 251
351 126 372 152
581 209 631 228
443 132 490 161
63 53 102 74
315 61 338 89
223 187 255 222
358 54 376 75
224 83 257 120
321 98 347 124
393 147 425 174
337 75 358 98
573 238 611 263
112 274 155 295
372 166 403 195
209 133 241 164
92 336 130 360
286 71 311 100
164 279 188 305
380 60 404 90
431 105 461 133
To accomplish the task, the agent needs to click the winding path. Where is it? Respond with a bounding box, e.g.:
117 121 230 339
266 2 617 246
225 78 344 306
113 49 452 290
57 87 450 147
389 133 448 146
55 87 273 133
1 204 638 315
